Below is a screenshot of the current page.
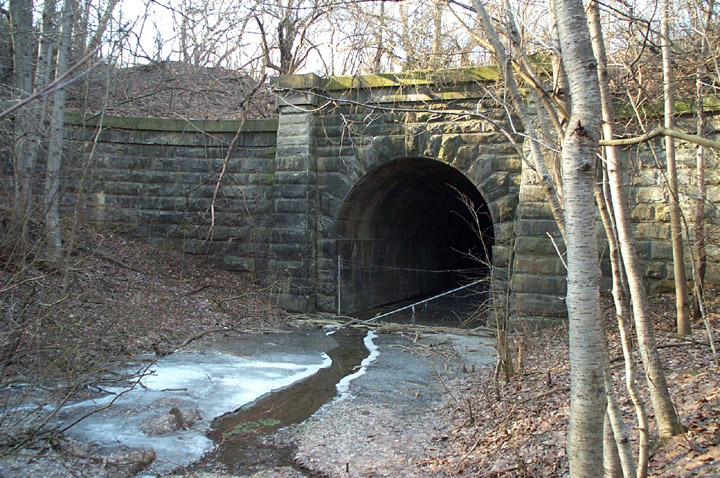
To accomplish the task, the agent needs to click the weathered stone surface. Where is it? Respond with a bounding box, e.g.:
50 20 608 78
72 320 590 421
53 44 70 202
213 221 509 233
62 71 720 318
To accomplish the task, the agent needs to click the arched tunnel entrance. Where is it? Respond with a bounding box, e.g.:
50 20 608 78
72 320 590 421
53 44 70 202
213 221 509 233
336 157 494 317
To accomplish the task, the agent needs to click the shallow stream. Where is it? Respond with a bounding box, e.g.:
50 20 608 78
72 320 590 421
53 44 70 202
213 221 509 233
191 327 372 475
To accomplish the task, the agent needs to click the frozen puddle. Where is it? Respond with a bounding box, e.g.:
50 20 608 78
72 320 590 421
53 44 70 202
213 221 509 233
198 327 374 474
57 331 343 475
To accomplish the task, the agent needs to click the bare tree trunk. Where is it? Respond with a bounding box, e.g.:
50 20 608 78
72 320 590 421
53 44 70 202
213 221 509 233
371 2 385 72
9 0 36 223
471 0 567 244
21 0 58 213
553 0 606 473
603 413 622 478
588 0 682 440
604 366 635 478
43 0 76 264
661 0 691 336
692 0 712 319
430 0 443 69
595 182 646 478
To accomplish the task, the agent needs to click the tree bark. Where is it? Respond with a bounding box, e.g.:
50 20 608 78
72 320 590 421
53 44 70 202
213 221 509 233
9 0 36 223
471 0 567 244
43 0 76 264
589 0 683 440
661 0 691 336
553 0 607 474
691 0 711 319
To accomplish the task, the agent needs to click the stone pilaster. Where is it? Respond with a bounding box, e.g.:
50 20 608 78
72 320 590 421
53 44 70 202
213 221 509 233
269 75 323 311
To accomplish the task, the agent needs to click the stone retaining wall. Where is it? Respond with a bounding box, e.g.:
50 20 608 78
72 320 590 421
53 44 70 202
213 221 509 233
63 112 278 273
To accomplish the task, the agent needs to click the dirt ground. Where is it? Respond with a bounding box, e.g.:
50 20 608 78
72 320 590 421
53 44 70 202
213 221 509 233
0 222 718 477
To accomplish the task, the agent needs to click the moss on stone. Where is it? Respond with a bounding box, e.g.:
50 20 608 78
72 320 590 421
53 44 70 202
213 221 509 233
64 111 278 133
316 67 500 92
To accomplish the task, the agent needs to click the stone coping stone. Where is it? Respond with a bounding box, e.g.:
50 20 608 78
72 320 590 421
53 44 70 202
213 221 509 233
273 66 501 92
65 110 279 133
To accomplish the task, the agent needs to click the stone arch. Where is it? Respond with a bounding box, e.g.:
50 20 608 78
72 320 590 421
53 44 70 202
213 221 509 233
331 156 494 314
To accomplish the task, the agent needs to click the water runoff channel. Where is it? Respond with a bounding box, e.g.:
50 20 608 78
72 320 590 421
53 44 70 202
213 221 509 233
193 327 376 476
194 277 489 474
56 277 488 476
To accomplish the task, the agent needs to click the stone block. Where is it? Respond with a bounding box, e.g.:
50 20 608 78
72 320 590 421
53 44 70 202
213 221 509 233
509 292 567 317
465 155 496 186
650 240 673 260
514 237 559 255
518 200 554 221
634 222 671 240
511 273 566 296
644 261 668 280
496 155 522 173
631 204 654 221
487 195 518 223
516 218 560 237
271 229 312 244
275 199 309 213
480 171 509 197
272 213 308 229
492 245 512 268
493 222 515 244
634 186 666 204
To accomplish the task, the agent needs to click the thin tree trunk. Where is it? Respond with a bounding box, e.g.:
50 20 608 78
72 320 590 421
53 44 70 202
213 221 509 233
595 182 647 478
553 0 606 474
43 0 76 264
9 0 35 223
472 0 567 244
661 0 691 336
430 0 443 69
604 367 635 478
588 0 682 440
21 0 58 212
692 0 711 319
603 413 622 478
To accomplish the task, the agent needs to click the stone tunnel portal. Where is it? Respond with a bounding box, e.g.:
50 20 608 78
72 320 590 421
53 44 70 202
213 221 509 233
335 157 493 315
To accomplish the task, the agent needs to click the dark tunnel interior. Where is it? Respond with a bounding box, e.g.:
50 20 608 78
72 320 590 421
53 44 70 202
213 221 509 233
336 157 494 314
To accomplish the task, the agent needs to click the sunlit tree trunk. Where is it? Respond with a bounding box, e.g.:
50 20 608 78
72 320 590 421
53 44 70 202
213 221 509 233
472 0 567 244
588 0 683 441
21 0 58 212
661 0 691 336
691 0 712 319
430 0 443 69
553 0 606 474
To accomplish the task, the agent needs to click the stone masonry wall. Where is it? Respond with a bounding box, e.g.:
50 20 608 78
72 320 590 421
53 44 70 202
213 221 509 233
58 74 720 318
272 71 525 313
626 122 720 295
62 112 278 273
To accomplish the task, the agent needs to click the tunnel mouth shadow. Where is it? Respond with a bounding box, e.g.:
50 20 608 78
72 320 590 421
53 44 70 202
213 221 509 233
335 157 494 321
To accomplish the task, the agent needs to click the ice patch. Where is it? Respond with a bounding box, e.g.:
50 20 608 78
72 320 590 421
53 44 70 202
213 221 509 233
59 349 332 474
335 330 379 399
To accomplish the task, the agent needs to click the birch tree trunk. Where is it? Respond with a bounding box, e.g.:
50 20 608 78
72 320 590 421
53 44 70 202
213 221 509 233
43 0 76 264
21 0 58 215
661 0 691 336
553 0 606 473
9 0 35 224
588 0 683 440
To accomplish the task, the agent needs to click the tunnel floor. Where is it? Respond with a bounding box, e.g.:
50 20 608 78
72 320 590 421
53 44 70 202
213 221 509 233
351 278 490 327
